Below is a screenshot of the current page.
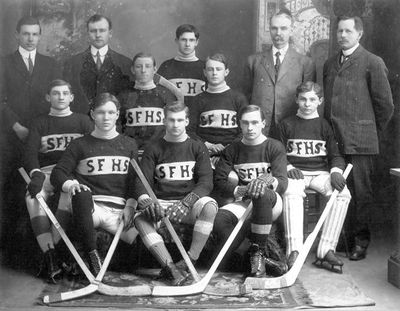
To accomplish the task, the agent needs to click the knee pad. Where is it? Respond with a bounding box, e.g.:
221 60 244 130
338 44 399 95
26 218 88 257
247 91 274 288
284 178 306 197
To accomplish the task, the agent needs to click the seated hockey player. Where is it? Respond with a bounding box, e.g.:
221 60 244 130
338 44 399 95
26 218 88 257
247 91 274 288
213 105 288 278
279 81 351 272
187 53 248 164
24 79 93 282
132 101 218 286
119 52 177 152
50 93 139 275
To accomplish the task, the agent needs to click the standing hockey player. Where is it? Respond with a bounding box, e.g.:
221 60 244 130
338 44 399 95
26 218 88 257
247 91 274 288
133 101 218 286
279 81 351 272
157 24 206 110
188 53 248 163
213 105 288 277
119 52 177 151
50 93 139 275
24 79 93 282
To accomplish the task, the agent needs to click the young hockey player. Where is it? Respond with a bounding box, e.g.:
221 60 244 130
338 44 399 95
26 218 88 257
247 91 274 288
24 79 93 282
213 105 288 277
50 93 139 275
119 52 177 151
133 101 218 286
157 24 206 110
188 53 248 160
279 81 351 272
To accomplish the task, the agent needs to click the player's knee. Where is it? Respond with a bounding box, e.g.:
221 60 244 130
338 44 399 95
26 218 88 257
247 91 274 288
284 178 305 197
213 210 236 240
201 199 218 218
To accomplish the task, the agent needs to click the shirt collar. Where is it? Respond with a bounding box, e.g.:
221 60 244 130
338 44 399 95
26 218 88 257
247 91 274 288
342 43 359 57
18 46 36 59
91 45 109 57
272 44 289 59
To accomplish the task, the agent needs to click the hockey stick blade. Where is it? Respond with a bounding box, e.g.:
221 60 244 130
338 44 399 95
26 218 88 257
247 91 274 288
18 168 151 302
43 221 124 303
152 203 253 296
244 164 353 289
130 158 200 282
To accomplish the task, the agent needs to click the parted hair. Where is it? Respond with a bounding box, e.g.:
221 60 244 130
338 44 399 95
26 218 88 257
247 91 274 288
176 24 199 40
47 79 73 94
16 16 41 33
90 92 120 111
87 14 112 30
337 15 363 32
295 81 323 98
132 52 156 67
163 101 189 118
238 105 266 121
205 53 228 69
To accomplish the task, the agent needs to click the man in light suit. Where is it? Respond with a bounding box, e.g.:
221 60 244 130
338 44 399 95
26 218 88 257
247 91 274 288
323 16 393 260
0 16 59 257
243 10 315 139
63 14 181 115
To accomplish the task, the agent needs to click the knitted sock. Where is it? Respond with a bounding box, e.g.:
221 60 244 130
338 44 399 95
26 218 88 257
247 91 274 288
135 214 173 266
71 190 96 252
188 200 218 260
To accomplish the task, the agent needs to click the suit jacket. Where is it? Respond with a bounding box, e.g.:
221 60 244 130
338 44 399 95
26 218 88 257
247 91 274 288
323 45 394 155
63 48 133 114
0 51 59 131
243 45 315 135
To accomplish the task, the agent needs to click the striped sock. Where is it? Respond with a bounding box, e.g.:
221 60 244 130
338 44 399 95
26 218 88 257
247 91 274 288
135 214 173 266
188 201 217 260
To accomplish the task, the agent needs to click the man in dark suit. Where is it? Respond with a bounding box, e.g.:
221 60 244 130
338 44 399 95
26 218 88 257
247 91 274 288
323 16 394 260
63 14 181 115
243 10 315 139
0 16 59 256
63 14 132 114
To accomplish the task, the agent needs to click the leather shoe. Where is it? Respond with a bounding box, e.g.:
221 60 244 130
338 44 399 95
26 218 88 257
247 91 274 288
287 250 299 269
349 245 367 261
265 257 288 276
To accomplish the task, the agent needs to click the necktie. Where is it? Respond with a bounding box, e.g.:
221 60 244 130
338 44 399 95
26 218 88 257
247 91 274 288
96 51 102 70
275 51 281 80
340 52 349 65
275 51 281 73
28 53 34 74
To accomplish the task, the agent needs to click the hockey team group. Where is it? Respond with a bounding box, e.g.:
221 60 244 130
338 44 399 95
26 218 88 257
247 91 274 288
0 7 394 301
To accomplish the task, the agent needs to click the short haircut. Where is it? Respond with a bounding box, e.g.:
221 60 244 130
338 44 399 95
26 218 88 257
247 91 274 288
132 52 156 67
205 53 228 69
238 105 265 121
87 14 112 30
16 16 41 33
270 8 293 26
176 24 199 40
295 81 323 98
47 79 72 94
337 15 363 32
163 101 189 118
91 92 120 111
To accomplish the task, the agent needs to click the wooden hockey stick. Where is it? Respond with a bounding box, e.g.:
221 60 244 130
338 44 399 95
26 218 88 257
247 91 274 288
18 168 151 302
152 202 253 296
244 164 353 289
130 158 200 282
